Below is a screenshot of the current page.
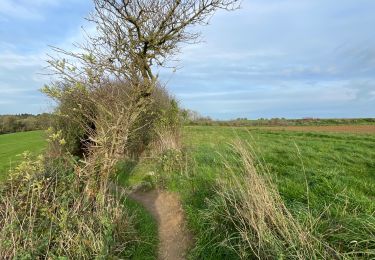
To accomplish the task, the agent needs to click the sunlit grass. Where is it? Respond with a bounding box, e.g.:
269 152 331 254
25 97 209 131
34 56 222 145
0 131 46 181
179 126 375 258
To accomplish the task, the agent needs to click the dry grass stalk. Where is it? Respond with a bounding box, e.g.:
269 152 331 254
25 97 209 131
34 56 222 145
205 140 338 259
148 129 181 156
0 153 135 258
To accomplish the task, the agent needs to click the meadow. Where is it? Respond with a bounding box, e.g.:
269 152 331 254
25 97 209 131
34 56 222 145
0 131 46 181
182 126 375 214
1 126 374 258
182 126 375 256
119 125 375 258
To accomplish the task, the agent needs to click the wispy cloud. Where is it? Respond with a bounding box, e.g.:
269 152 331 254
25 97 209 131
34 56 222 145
0 0 58 20
0 51 45 69
0 0 91 114
0 0 77 20
0 0 375 118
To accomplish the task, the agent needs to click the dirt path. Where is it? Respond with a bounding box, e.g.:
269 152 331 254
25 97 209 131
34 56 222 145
130 190 193 260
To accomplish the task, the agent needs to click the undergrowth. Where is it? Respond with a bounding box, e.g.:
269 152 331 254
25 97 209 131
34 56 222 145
0 152 135 259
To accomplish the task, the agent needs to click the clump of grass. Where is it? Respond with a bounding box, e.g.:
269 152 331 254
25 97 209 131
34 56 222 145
196 140 336 259
151 129 181 155
147 99 182 156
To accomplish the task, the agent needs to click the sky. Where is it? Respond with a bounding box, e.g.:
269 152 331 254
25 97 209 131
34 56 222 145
0 0 374 119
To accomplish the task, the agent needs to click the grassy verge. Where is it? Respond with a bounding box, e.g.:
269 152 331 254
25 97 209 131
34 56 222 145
122 198 158 259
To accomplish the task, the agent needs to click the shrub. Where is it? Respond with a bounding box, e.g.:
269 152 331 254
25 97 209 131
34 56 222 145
127 85 182 158
50 82 181 159
0 79 158 258
0 114 52 135
0 152 135 259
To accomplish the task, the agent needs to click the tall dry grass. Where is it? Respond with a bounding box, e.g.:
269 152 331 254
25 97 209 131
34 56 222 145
147 99 182 156
201 140 338 259
149 128 181 155
0 153 135 258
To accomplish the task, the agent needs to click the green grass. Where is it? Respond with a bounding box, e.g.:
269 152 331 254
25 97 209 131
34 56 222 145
0 131 47 181
122 198 158 260
182 126 375 212
3 127 375 258
158 126 375 258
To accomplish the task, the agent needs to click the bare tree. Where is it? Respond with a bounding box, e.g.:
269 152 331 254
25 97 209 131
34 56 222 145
44 0 241 187
44 0 241 162
48 0 240 98
92 0 240 82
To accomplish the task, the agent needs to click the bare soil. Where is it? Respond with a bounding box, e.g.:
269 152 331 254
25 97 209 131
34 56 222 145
258 125 375 134
130 190 193 260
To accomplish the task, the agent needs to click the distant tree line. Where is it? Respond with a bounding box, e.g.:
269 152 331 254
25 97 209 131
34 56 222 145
182 112 375 127
0 114 52 134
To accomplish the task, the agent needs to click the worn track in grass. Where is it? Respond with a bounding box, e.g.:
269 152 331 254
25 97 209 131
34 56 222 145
130 190 192 260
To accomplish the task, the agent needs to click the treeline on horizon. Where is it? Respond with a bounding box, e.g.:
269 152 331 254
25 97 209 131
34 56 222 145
1 110 374 135
0 114 52 135
182 110 375 127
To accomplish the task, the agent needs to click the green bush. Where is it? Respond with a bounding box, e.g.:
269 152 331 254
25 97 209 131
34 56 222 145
0 152 136 259
0 114 52 135
50 82 182 159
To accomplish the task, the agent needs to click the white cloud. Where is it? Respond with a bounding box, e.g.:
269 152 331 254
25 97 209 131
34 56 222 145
0 85 30 94
0 51 45 69
0 0 73 20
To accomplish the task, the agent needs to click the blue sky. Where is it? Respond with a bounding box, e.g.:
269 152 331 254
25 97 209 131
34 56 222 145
0 0 374 119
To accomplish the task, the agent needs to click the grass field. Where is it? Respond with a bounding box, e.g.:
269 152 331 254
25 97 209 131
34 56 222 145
256 124 375 134
1 127 374 258
115 125 375 257
182 126 375 212
165 126 375 258
0 131 46 181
